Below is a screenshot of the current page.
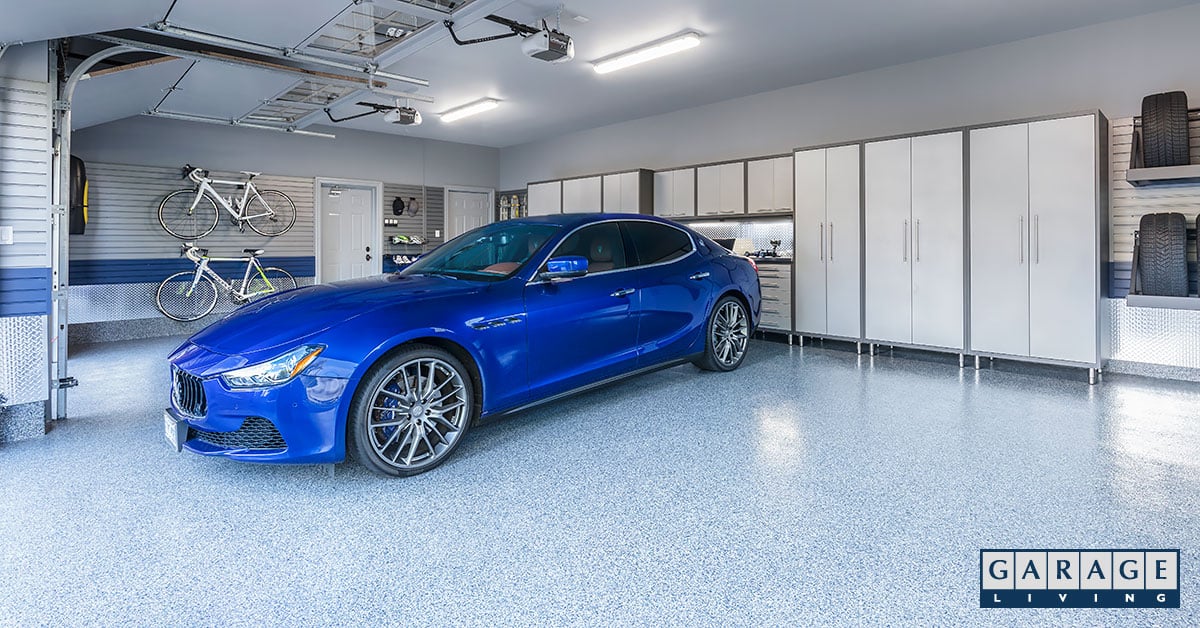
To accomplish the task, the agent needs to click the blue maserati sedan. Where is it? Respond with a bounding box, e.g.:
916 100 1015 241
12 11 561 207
165 214 761 476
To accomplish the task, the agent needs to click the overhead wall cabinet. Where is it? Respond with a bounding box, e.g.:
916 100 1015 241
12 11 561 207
653 168 696 218
864 131 964 351
696 162 746 217
561 176 602 213
747 156 794 214
969 113 1107 369
794 144 861 340
601 170 654 213
526 181 562 216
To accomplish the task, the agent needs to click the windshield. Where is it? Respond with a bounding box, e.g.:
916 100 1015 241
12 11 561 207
401 222 560 281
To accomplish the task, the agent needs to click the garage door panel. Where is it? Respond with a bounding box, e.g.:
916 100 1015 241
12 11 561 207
0 1 171 42
167 0 350 49
161 62 299 120
72 59 192 130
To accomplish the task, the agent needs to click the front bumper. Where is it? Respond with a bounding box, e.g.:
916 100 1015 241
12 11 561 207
168 348 350 464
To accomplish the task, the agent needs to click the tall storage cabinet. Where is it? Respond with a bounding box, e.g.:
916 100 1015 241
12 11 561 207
969 113 1104 368
794 144 861 340
864 131 964 350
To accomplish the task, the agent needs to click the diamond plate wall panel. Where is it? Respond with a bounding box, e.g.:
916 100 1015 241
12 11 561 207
0 315 47 405
687 219 794 255
1108 299 1200 369
69 278 315 324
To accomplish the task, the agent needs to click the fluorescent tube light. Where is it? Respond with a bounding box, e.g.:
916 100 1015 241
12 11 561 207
592 32 702 75
440 98 500 123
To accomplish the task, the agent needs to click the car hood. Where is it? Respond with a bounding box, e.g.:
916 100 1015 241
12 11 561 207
188 273 481 356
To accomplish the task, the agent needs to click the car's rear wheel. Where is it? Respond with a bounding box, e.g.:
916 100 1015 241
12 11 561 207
349 344 475 477
695 295 750 372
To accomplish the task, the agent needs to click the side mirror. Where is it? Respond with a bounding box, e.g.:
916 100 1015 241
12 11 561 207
540 255 588 281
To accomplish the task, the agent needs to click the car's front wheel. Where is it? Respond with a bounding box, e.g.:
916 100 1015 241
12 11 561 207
349 344 475 477
695 295 750 372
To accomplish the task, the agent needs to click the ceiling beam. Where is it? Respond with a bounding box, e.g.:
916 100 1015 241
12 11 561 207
88 33 422 101
81 55 178 79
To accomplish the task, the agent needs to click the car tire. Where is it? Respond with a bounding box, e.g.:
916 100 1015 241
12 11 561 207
1141 91 1191 168
1137 212 1189 297
348 343 477 477
695 295 750 372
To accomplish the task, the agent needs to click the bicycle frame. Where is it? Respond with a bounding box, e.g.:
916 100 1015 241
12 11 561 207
185 169 276 222
184 249 277 300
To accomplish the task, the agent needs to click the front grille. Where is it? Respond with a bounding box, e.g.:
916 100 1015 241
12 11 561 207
173 368 207 417
188 416 287 451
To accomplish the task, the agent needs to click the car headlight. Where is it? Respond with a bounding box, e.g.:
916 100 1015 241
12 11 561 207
221 344 324 389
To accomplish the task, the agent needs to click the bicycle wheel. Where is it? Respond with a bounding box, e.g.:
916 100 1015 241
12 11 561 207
244 190 297 237
159 190 219 240
241 267 297 301
156 272 219 322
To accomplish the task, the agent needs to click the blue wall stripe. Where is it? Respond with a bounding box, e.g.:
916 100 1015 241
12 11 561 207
69 257 316 285
0 267 51 317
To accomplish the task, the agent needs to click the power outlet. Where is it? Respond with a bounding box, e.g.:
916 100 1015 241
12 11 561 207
435 229 441 238
0 225 13 245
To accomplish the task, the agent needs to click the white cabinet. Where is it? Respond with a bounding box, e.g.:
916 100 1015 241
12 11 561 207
602 172 645 213
864 131 964 351
969 114 1101 366
526 181 561 216
697 166 721 216
696 162 745 216
562 176 602 213
756 263 793 332
794 144 861 339
653 168 696 218
747 156 794 213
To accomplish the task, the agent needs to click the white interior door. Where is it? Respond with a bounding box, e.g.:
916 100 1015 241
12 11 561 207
865 137 913 344
1028 115 1097 364
825 144 862 339
794 148 828 335
910 131 964 350
320 185 376 282
447 190 492 240
969 123 1030 357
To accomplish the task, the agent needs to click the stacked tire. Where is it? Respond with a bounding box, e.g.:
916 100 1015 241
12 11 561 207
1141 91 1191 168
1136 213 1189 297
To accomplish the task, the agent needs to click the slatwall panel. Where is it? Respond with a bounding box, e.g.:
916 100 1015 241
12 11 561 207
0 76 52 269
71 162 316 264
1109 114 1200 287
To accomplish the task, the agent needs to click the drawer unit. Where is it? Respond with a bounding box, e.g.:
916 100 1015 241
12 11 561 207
754 263 793 332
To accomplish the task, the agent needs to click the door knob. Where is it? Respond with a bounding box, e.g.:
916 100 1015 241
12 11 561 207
365 254 373 261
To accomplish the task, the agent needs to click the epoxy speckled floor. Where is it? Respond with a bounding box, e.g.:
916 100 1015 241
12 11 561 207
2 337 1199 626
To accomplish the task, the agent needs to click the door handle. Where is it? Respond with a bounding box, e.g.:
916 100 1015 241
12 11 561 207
1018 215 1024 264
689 272 710 281
828 222 834 262
365 254 373 261
611 288 636 297
903 219 909 262
1033 214 1039 264
914 219 920 262
819 222 825 262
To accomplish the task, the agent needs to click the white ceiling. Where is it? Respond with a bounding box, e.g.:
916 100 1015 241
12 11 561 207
23 0 1200 146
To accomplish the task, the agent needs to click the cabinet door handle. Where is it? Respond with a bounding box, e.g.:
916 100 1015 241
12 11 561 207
828 222 834 262
1019 215 1024 264
1034 215 1040 264
903 219 909 262
915 219 920 263
819 222 825 261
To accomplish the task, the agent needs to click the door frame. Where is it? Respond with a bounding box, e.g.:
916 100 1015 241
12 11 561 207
443 185 496 241
313 177 385 283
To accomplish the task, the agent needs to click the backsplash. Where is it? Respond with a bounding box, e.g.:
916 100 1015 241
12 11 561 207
688 219 794 256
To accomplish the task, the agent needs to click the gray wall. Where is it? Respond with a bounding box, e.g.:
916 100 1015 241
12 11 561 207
498 3 1200 189
74 116 500 190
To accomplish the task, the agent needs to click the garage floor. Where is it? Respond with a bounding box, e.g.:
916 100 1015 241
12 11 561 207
2 337 1198 625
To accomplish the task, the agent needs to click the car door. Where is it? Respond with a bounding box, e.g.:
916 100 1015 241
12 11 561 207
620 221 712 365
524 222 641 399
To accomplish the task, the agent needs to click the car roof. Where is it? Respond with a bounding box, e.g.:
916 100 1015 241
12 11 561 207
507 213 681 229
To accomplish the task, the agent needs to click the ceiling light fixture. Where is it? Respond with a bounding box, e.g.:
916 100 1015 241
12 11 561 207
592 31 703 75
440 98 500 123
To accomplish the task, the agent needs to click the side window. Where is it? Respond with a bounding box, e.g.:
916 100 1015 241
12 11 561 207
549 223 629 273
622 221 694 267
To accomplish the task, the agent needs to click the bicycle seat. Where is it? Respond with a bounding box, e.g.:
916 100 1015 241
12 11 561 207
243 248 264 257
240 171 261 178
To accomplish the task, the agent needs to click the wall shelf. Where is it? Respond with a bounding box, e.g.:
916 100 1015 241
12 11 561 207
1126 294 1200 310
1126 164 1200 187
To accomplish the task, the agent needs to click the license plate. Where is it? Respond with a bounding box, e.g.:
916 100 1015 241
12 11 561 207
164 410 188 453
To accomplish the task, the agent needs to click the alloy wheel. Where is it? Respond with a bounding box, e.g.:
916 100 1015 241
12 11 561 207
366 357 470 470
711 300 749 367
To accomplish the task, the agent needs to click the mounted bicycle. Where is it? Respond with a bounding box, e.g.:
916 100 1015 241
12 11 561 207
156 244 298 322
158 165 297 239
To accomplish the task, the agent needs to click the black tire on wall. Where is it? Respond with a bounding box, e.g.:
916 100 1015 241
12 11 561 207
1137 212 1189 297
1141 91 1191 168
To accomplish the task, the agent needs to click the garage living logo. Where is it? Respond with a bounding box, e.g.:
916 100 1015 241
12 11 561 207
980 550 1179 608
